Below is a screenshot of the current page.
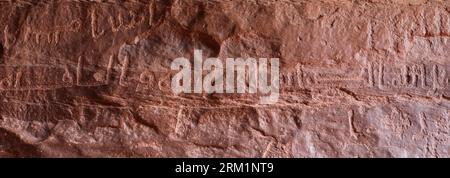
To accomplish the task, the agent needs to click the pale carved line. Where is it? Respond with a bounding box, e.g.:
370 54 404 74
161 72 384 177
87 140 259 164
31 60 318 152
261 140 274 158
348 110 359 140
173 107 184 136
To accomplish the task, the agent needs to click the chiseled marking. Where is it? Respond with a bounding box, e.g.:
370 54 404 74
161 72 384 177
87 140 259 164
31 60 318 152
90 8 105 39
119 55 129 87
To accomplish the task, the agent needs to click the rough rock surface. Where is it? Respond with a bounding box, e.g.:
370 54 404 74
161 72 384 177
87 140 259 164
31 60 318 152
0 0 450 157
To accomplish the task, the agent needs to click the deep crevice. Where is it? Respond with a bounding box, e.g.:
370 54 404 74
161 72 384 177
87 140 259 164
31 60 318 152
0 127 41 157
194 32 221 58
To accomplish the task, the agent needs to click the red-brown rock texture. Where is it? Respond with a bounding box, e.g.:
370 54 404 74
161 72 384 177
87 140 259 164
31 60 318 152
0 0 450 157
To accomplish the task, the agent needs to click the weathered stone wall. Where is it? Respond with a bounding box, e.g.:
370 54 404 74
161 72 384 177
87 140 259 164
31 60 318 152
0 0 449 157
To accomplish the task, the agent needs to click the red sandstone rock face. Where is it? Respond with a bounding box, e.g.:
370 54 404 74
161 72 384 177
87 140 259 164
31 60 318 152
0 0 449 157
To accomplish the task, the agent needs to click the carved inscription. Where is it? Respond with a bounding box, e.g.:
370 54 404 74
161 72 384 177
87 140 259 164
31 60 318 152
278 61 450 97
90 7 146 39
0 65 74 90
0 54 171 94
24 20 81 45
364 62 450 92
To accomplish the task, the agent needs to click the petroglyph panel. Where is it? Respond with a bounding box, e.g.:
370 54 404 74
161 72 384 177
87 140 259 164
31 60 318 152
0 0 450 157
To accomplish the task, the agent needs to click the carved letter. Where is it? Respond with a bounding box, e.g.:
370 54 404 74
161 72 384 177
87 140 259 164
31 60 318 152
105 55 114 84
136 71 154 92
378 63 386 89
76 56 83 85
91 9 105 38
14 69 22 88
432 64 446 90
109 15 124 32
62 65 74 85
119 55 129 87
